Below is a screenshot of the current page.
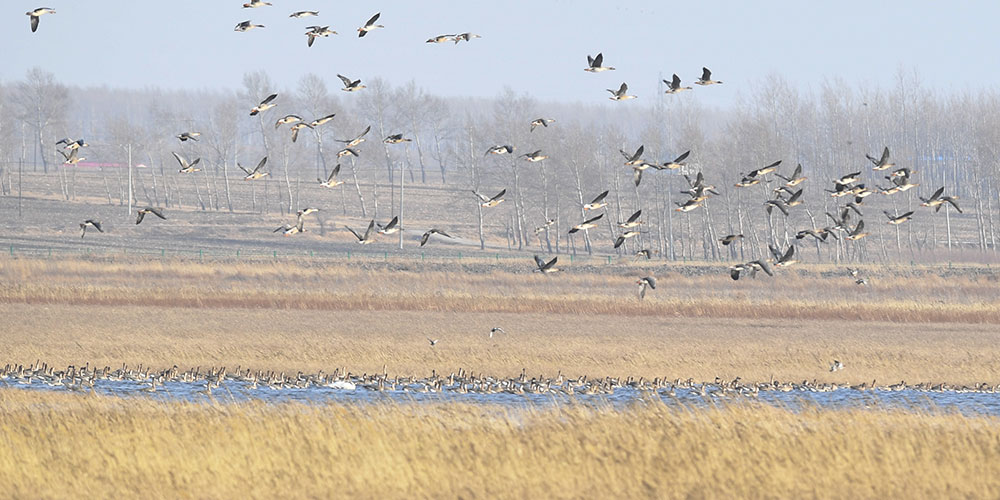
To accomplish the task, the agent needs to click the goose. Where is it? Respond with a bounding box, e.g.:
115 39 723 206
764 198 790 216
337 74 366 92
884 210 914 225
533 255 560 273
58 149 85 165
290 11 319 18
249 93 277 115
845 220 870 240
485 145 515 156
695 67 722 85
890 167 916 179
684 186 714 203
618 210 643 228
420 228 452 247
454 32 481 43
383 134 412 144
826 182 854 197
238 156 269 180
488 327 506 339
830 360 844 372
795 228 830 242
275 218 305 236
275 114 302 129
635 249 653 260
729 260 773 280
530 118 555 132
520 150 548 162
825 208 851 232
747 160 781 178
775 163 807 186
614 230 642 248
243 0 272 7
135 207 166 225
318 164 344 187
27 8 55 33
473 189 506 207
659 150 691 170
426 338 439 347
346 220 377 244
583 190 609 210
936 196 962 213
663 74 692 94
176 132 200 142
357 12 383 37
607 82 636 101
426 34 455 43
781 188 804 207
290 122 313 142
533 219 556 234
569 214 603 233
719 234 744 245
377 216 400 235
173 152 201 173
674 199 702 212
620 145 645 166
734 175 760 188
866 147 894 171
336 148 359 158
305 26 336 47
309 113 336 128
79 220 103 238
771 245 798 267
834 171 862 186
337 125 371 147
636 277 656 300
584 53 615 72
55 138 88 150
234 20 265 32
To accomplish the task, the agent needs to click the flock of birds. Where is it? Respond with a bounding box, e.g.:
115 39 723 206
5 361 1000 398
31 4 963 299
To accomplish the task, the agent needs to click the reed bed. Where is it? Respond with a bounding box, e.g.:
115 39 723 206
1 390 999 499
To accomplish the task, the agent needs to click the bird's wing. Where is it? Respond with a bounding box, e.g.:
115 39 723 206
490 189 506 202
593 53 603 67
591 190 609 204
627 210 642 223
674 150 690 163
261 93 277 105
338 74 353 87
366 12 380 25
136 212 145 225
345 226 363 241
172 152 189 169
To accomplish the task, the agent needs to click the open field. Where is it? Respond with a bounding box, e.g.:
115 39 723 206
1 256 999 384
2 391 1000 499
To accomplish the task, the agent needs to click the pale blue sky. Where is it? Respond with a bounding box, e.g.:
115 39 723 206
3 1 995 105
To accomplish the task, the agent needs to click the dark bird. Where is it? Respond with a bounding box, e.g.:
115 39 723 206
636 276 656 300
420 229 452 247
533 255 560 273
177 132 200 142
584 52 615 72
720 234 744 246
530 118 555 132
695 67 723 85
135 207 166 225
346 220 377 244
79 220 103 238
485 145 515 156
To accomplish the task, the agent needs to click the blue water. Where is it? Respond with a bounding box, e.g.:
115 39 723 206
6 378 1000 416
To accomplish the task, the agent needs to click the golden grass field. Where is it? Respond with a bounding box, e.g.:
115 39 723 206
2 391 1000 499
2 255 1000 498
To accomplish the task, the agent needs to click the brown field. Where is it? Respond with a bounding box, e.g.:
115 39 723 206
2 391 1000 499
1 256 999 384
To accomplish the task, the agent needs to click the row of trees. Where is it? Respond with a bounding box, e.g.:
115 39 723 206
1 67 997 262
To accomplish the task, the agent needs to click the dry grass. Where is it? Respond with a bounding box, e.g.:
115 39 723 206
2 256 1000 383
1 390 999 499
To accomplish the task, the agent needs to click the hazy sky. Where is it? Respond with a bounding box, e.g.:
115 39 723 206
3 1 996 107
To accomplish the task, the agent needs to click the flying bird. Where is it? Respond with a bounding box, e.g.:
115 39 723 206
250 94 277 115
338 74 366 92
243 0 272 7
235 20 265 32
584 53 615 72
607 82 636 101
583 190 609 210
238 157 269 180
420 229 452 247
473 189 506 207
663 74 692 94
173 152 201 173
866 147 894 171
485 145 515 156
346 220 377 244
290 11 319 18
177 132 200 142
306 26 337 47
377 216 400 235
79 220 103 238
533 255 560 273
337 125 371 147
569 214 603 233
26 8 55 33
319 164 344 188
530 118 555 132
135 207 166 225
636 277 656 300
695 67 723 86
357 12 383 37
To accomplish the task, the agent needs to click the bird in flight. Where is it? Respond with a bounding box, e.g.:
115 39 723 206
346 220 377 244
636 276 656 300
173 152 201 173
238 157 269 180
607 83 637 101
26 8 55 33
533 255 560 273
79 220 103 238
136 207 166 225
584 53 615 72
234 20 265 32
338 74 366 92
250 94 277 116
420 229 452 247
318 164 344 188
473 189 506 208
357 13 384 37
